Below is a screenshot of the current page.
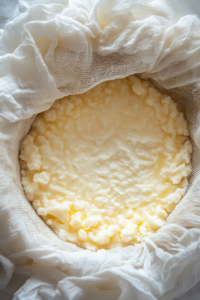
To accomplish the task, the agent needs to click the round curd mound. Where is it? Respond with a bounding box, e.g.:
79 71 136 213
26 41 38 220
20 76 192 251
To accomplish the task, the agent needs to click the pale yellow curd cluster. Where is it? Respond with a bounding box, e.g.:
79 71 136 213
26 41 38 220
20 76 192 251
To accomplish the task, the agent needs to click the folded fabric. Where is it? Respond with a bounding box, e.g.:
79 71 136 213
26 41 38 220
0 0 200 299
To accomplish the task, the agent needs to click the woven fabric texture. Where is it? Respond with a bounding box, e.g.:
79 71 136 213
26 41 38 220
1 0 200 299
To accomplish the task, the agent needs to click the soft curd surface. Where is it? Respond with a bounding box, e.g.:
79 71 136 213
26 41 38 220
20 76 192 251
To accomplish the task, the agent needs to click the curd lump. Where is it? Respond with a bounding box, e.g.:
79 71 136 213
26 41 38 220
20 76 192 251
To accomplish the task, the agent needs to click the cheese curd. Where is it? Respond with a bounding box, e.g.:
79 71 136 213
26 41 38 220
20 76 192 251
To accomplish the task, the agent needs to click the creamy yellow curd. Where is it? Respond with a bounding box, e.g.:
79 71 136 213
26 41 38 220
20 76 192 251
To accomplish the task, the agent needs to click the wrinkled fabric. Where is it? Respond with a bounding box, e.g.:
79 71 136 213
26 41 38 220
0 251 15 290
0 0 200 299
0 0 20 30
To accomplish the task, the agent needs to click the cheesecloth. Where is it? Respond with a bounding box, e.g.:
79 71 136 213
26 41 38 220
1 0 200 299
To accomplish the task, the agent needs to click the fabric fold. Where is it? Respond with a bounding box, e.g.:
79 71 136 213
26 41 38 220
1 0 200 299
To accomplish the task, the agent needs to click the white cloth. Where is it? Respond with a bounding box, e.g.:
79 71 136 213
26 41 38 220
1 0 200 299
0 0 20 30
